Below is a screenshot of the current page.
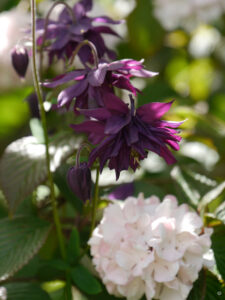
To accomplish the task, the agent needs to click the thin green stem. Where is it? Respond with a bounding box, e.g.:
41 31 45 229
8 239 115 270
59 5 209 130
31 0 66 259
75 143 91 166
69 40 99 68
90 167 100 236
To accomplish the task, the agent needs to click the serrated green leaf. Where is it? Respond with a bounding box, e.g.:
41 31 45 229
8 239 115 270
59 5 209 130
2 282 51 300
0 137 47 213
71 265 102 295
0 216 50 281
211 224 225 281
67 228 80 265
0 133 82 213
188 269 225 300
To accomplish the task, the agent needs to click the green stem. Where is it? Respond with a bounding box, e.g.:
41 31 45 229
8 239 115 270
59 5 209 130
69 40 99 68
31 0 66 259
90 167 100 236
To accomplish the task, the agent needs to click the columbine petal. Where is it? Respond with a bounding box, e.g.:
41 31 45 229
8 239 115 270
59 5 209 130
57 80 88 108
44 70 86 88
130 69 159 78
103 93 129 114
87 63 109 86
137 101 174 122
108 182 134 200
92 15 123 24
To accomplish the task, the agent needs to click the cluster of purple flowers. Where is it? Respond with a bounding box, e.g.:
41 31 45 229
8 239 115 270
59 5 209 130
41 0 182 180
41 0 182 181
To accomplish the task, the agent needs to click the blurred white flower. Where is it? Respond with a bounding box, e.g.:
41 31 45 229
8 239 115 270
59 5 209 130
0 6 32 89
0 287 7 300
153 0 225 31
189 25 221 58
89 194 212 300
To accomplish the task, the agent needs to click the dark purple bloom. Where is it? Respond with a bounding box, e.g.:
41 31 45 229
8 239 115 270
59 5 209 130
36 0 121 65
11 46 29 79
25 93 40 119
71 93 183 179
44 59 158 110
108 182 134 200
67 162 92 203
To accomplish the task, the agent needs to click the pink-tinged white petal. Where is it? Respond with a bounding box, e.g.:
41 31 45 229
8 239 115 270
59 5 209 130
158 283 192 300
117 278 145 300
153 258 179 282
123 197 141 223
89 194 212 300
106 267 129 285
178 212 203 233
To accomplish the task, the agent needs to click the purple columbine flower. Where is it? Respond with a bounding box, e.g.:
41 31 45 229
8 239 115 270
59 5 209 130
71 93 183 179
44 59 158 110
36 0 121 65
11 46 29 79
67 162 92 203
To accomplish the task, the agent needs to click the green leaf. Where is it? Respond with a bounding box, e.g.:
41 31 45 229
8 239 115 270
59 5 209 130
47 259 70 271
199 181 225 211
2 282 51 300
0 0 21 13
138 81 176 105
188 269 225 300
0 133 82 213
211 224 225 281
171 166 200 206
0 137 47 213
127 0 164 57
71 265 102 295
134 180 165 198
0 88 30 153
0 216 50 281
215 201 225 224
67 228 80 265
30 118 45 144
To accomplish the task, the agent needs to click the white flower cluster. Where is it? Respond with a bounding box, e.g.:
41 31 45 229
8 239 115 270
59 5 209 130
89 194 212 300
153 0 225 31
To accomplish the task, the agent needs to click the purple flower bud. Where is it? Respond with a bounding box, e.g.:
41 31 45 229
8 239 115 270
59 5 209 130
67 162 92 203
11 46 29 79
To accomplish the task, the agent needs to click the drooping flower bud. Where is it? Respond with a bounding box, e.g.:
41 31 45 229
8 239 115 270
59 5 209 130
11 46 29 79
67 162 92 203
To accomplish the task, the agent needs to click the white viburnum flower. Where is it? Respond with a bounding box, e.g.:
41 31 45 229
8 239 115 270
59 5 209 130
153 0 225 31
88 194 213 300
